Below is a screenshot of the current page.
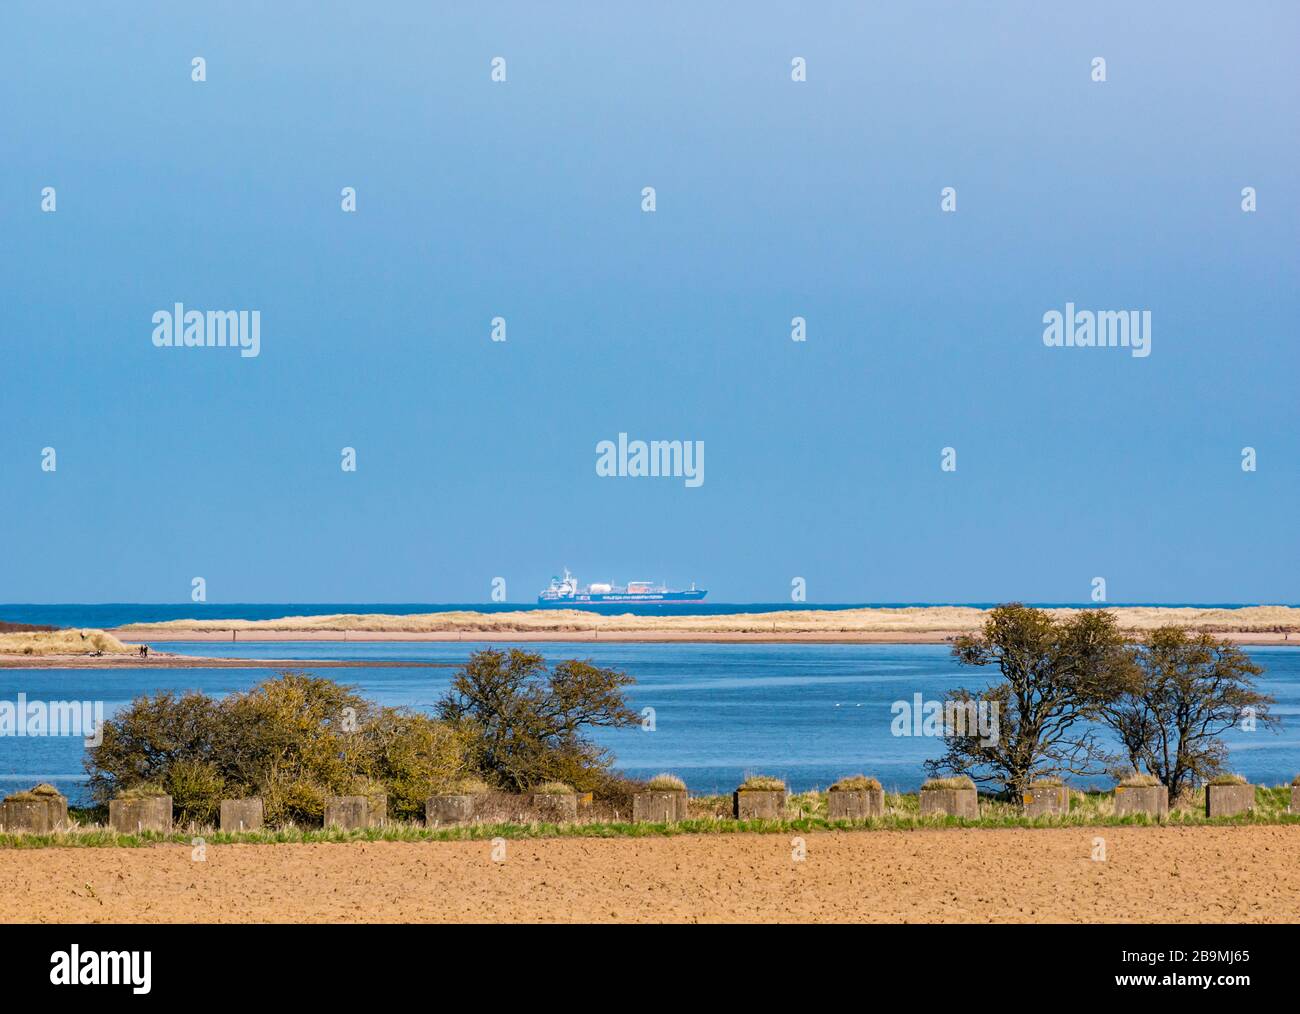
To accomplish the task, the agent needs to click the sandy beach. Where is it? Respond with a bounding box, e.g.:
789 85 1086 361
107 605 1300 646
0 652 450 670
4 825 1297 923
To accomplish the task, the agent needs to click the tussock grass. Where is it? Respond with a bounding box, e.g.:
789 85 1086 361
446 778 490 794
644 774 687 792
737 775 786 792
532 781 575 795
922 776 976 791
1293 774 1300 787
1118 772 1161 788
0 628 131 656
1030 777 1064 788
828 775 882 792
116 783 168 799
4 783 66 803
1208 773 1248 786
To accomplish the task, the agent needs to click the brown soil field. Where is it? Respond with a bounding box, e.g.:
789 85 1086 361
4 825 1298 923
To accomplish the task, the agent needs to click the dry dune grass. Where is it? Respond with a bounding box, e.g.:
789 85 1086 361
0 629 131 656
117 604 1300 636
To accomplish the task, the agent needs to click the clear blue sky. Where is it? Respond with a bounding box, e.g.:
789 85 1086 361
2 2 1297 604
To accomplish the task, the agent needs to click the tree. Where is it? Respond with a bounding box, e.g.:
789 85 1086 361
925 604 1131 804
436 648 639 791
1099 627 1273 798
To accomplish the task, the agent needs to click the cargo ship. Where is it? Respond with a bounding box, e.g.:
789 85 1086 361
538 569 707 605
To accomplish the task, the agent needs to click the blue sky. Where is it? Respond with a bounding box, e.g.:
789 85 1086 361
2 2 1297 604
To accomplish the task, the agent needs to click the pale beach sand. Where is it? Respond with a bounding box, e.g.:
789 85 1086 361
0 652 450 669
108 605 1300 645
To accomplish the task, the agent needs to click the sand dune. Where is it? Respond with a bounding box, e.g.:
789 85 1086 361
110 605 1300 645
0 629 131 656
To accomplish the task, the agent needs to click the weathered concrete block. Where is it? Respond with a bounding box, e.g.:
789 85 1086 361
920 788 978 819
531 792 578 822
2 800 50 834
1292 786 1300 815
45 795 69 831
1206 783 1254 818
733 790 787 820
633 790 689 823
1114 784 1168 818
827 789 885 820
109 795 173 833
425 793 479 825
219 797 264 832
324 795 385 829
1023 785 1069 817
2 792 68 834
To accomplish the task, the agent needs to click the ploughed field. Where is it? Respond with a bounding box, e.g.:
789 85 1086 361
3 825 1297 923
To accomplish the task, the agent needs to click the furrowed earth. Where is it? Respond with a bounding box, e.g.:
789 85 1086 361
3 825 1297 923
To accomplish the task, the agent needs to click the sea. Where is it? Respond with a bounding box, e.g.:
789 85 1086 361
2 604 1297 804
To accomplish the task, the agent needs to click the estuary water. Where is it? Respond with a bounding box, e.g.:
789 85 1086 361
4 641 1298 803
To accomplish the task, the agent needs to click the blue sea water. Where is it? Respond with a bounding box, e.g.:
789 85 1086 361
3 641 1298 804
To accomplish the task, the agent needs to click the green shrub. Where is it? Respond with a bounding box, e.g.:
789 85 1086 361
165 759 225 825
436 649 638 792
86 690 224 804
85 672 473 828
262 777 328 827
355 711 469 821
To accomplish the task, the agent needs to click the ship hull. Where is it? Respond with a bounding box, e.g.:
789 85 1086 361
537 590 707 605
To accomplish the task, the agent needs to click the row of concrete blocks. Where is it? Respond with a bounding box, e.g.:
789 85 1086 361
100 791 593 833
735 782 1272 821
1 782 1279 835
1113 782 1262 819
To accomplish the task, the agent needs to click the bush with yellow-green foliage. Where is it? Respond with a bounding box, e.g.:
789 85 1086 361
164 759 224 825
86 672 471 827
